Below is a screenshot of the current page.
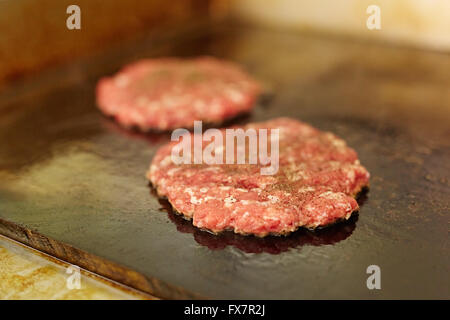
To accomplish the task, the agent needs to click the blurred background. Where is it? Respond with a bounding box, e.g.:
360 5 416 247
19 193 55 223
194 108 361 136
1 0 449 87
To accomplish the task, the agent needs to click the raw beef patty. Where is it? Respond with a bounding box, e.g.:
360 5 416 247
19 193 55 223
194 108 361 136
148 117 370 237
96 57 260 131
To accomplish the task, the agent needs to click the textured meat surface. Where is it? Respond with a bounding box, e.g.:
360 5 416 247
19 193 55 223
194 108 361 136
96 57 260 131
148 118 370 237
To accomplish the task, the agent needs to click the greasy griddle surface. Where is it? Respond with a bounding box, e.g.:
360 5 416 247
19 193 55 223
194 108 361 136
0 26 449 299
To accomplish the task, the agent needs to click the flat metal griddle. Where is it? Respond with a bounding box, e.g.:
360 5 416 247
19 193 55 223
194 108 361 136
0 25 449 299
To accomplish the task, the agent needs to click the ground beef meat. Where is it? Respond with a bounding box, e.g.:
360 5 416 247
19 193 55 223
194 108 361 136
96 57 260 131
147 117 370 237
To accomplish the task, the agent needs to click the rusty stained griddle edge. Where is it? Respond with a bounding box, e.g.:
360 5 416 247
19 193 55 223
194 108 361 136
0 234 156 300
0 217 205 299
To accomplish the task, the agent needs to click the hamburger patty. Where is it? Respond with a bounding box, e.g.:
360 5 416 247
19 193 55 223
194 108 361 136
147 118 370 237
96 57 260 131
